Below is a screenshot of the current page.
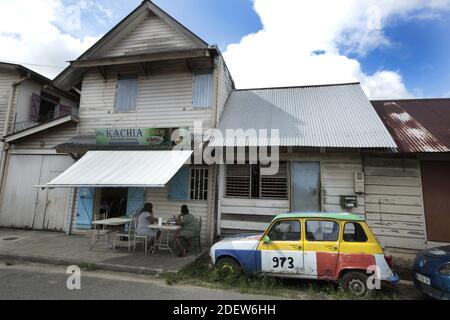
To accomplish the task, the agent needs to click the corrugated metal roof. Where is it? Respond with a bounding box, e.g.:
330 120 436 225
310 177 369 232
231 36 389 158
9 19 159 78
45 150 193 188
372 100 450 153
210 83 397 148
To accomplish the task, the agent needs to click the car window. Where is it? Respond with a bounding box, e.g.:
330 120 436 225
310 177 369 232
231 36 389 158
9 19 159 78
267 220 301 241
343 222 368 242
306 220 340 242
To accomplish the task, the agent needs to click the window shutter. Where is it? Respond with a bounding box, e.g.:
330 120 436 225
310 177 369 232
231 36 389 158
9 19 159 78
115 73 139 112
30 93 42 121
126 188 145 215
192 72 213 108
168 166 189 200
58 104 72 117
76 188 95 230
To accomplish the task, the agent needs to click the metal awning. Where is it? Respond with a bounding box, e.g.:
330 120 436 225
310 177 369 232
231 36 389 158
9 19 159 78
45 150 193 188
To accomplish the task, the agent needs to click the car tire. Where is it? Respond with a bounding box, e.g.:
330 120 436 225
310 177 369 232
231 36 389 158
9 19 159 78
339 271 375 298
216 257 242 276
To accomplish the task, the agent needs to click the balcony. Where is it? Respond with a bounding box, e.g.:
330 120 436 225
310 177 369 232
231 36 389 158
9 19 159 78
10 93 79 135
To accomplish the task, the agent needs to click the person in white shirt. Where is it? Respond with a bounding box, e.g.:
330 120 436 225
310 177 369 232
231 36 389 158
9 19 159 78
136 203 161 249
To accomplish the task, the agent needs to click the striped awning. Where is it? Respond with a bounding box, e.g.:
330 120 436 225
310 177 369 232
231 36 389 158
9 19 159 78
45 150 192 188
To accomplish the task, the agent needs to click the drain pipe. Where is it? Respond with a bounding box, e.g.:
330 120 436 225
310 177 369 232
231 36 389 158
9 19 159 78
0 74 30 194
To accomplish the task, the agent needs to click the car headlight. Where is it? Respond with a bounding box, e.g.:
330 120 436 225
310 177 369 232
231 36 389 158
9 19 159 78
438 263 450 276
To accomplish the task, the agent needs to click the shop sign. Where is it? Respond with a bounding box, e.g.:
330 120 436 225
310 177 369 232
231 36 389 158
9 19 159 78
95 128 190 147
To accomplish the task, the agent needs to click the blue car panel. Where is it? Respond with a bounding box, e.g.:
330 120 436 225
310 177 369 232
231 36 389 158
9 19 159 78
413 246 450 300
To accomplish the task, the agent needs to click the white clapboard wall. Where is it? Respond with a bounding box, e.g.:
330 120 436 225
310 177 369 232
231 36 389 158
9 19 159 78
217 153 366 236
364 156 427 251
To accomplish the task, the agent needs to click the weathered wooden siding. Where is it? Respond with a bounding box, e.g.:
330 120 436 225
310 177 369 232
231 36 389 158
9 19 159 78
218 153 365 236
101 14 197 58
0 69 20 134
364 156 427 251
78 64 215 135
11 123 78 150
0 153 74 231
216 56 233 123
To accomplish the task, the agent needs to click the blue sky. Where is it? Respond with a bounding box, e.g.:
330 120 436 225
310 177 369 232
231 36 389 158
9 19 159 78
1 0 449 99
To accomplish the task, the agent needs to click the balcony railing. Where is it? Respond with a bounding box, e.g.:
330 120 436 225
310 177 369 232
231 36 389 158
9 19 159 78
10 105 79 134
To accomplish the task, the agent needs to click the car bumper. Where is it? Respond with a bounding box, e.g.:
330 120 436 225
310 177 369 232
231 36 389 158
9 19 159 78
386 272 400 284
414 279 450 300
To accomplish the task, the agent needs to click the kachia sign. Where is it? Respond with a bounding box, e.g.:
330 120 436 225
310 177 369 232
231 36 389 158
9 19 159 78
95 128 189 147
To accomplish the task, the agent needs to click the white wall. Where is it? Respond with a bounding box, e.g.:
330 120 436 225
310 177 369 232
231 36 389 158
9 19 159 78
217 153 366 235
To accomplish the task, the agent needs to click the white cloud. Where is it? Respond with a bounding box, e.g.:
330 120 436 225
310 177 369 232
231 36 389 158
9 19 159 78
223 0 450 99
0 0 102 79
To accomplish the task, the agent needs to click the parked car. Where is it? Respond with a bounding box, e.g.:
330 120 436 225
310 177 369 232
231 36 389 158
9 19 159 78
210 213 399 297
413 246 450 300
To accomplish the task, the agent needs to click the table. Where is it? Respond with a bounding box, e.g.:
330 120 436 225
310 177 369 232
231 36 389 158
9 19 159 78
148 224 181 256
90 217 132 251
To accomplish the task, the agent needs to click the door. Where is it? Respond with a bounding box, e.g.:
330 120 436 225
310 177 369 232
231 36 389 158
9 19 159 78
33 155 74 231
0 154 42 228
291 162 321 212
126 188 145 215
421 161 450 242
303 219 340 278
0 154 73 231
77 188 96 230
257 219 304 275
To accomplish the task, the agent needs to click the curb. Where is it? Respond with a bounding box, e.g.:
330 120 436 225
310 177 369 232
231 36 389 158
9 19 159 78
0 253 171 276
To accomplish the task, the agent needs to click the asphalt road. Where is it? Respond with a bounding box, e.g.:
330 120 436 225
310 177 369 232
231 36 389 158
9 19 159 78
0 262 279 300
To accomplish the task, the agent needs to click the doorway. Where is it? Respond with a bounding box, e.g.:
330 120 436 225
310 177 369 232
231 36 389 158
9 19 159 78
291 161 321 212
421 161 450 242
96 188 129 220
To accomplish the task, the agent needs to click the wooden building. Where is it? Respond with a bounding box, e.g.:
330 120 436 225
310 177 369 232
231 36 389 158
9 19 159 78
0 1 448 270
0 62 79 232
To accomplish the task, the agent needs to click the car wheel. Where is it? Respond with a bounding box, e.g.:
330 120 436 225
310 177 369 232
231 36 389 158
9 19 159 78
216 257 241 276
339 271 375 298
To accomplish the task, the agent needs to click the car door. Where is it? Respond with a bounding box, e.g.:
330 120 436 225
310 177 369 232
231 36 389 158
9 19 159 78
303 219 341 279
257 219 304 275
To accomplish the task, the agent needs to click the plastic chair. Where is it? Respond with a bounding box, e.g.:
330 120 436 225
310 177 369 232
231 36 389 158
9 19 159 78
113 215 134 252
188 217 202 256
132 215 148 253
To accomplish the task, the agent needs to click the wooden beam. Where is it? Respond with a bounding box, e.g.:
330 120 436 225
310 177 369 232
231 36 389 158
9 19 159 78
139 62 150 77
71 49 211 69
185 59 193 73
97 66 107 81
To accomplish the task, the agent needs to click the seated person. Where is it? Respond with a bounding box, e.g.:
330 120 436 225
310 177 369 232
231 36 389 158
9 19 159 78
136 203 161 250
174 205 196 257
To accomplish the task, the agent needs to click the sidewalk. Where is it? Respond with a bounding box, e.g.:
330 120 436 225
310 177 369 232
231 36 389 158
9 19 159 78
0 228 201 275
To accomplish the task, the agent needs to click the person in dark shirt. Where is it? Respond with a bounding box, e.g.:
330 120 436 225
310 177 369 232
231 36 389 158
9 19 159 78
174 205 196 257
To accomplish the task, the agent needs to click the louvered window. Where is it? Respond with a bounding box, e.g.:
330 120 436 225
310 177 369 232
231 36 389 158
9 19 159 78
226 163 288 199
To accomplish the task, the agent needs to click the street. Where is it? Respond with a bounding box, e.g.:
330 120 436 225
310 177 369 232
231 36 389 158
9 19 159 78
0 262 280 300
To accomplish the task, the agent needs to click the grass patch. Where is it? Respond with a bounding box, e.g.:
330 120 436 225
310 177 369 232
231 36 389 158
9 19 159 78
79 262 98 272
4 261 15 266
162 255 401 300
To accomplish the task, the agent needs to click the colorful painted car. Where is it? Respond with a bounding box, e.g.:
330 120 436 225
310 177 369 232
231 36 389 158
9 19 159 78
413 245 450 300
211 213 399 297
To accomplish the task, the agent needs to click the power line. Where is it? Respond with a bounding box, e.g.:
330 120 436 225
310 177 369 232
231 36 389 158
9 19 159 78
1 60 67 69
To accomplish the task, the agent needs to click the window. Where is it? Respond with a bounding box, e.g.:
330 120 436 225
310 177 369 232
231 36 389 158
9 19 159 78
115 73 138 112
37 91 60 122
190 167 209 200
267 220 301 241
343 223 368 242
192 71 213 108
225 163 288 199
306 220 340 242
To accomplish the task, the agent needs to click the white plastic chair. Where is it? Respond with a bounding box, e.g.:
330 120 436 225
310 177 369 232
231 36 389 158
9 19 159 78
133 214 148 253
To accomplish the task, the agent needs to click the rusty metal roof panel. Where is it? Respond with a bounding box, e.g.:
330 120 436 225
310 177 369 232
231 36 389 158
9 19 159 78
372 100 450 153
210 83 397 148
